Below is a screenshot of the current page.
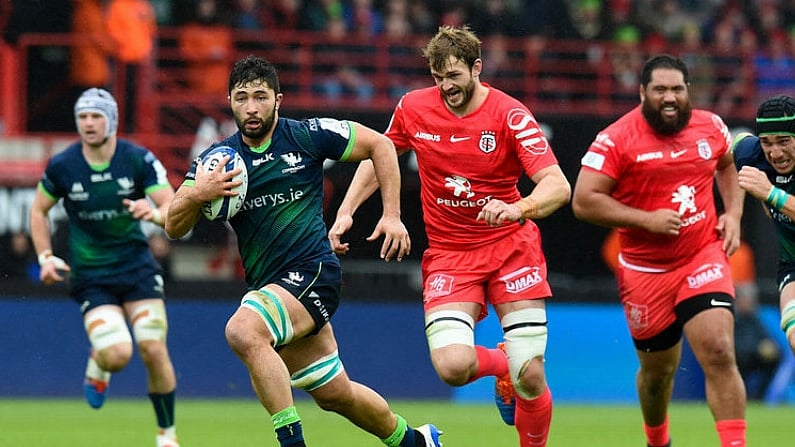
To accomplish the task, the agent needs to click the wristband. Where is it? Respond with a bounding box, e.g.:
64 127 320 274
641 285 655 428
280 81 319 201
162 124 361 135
515 197 539 220
38 249 68 270
781 301 795 339
766 186 789 211
151 208 164 226
37 249 53 267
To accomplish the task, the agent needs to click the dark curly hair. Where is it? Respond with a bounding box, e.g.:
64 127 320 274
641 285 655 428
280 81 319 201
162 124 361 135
228 55 281 95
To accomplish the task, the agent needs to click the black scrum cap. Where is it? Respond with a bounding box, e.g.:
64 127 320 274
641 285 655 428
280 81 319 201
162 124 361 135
756 95 795 136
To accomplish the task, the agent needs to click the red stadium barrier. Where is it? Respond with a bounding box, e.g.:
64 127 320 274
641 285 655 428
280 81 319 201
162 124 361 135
0 29 760 187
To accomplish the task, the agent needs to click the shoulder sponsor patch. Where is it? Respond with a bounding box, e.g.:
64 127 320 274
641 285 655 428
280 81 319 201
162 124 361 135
581 151 605 170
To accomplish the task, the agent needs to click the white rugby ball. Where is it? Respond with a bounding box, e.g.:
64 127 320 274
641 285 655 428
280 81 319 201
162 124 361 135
200 146 248 221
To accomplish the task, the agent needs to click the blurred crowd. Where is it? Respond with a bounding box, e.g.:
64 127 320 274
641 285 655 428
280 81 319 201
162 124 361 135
6 0 795 55
4 0 795 130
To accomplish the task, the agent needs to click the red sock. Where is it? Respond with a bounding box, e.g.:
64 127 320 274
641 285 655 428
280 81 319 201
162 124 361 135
468 345 508 382
515 386 552 447
643 416 670 447
716 419 746 447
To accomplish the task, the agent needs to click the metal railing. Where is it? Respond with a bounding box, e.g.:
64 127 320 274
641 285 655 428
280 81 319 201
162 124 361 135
2 29 761 185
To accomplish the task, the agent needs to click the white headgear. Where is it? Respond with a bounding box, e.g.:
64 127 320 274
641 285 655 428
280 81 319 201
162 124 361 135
74 88 118 139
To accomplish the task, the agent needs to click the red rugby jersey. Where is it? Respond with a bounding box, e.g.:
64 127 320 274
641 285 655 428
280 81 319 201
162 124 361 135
580 106 732 269
385 84 559 250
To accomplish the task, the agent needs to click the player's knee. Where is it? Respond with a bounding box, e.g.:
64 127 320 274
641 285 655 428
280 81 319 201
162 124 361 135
309 379 353 414
291 351 345 394
502 308 548 399
238 289 294 348
521 360 547 397
136 339 169 368
85 308 133 370
131 302 168 343
697 335 736 369
431 346 476 386
425 310 476 385
94 344 134 372
224 313 253 356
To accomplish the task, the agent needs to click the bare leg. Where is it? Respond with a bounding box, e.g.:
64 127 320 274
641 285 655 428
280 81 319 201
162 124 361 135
635 342 681 427
684 309 746 421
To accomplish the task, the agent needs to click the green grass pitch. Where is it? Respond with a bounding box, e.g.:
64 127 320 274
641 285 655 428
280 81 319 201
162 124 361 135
1 398 792 446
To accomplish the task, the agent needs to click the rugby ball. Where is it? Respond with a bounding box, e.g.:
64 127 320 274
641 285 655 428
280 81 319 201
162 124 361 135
200 146 248 221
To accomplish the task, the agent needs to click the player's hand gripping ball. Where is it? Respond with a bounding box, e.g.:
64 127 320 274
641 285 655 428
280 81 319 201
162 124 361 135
200 146 248 221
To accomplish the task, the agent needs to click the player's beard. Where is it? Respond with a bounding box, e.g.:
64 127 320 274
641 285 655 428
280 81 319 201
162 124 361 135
236 103 277 140
641 99 692 135
442 77 476 111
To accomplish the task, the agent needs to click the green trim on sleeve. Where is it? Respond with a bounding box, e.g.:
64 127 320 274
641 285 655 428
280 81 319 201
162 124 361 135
144 183 171 196
337 121 357 162
37 182 57 201
729 132 754 154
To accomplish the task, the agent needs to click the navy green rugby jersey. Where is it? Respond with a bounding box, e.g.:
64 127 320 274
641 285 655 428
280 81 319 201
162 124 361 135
184 117 356 289
38 139 171 282
733 134 795 263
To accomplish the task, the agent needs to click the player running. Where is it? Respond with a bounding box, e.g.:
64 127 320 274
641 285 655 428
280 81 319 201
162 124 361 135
733 94 795 357
165 55 441 447
330 26 570 447
572 54 746 447
29 88 179 447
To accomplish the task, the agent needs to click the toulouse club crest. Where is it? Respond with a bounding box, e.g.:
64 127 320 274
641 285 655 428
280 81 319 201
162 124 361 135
479 131 496 153
697 139 712 160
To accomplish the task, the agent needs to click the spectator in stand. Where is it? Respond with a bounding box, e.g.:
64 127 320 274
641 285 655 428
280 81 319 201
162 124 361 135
480 34 512 81
679 22 714 107
344 0 383 38
566 0 604 41
469 0 525 37
150 0 173 26
106 0 157 133
738 27 759 59
384 0 411 36
384 0 420 98
178 0 233 95
597 0 644 41
608 24 644 102
754 0 785 43
299 0 345 31
232 0 267 30
313 16 375 103
269 0 301 30
438 0 469 28
407 0 437 35
710 16 752 118
518 0 581 39
70 0 113 95
753 28 795 103
645 0 698 43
